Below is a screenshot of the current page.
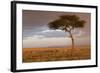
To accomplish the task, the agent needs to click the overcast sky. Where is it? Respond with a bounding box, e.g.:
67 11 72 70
22 10 91 48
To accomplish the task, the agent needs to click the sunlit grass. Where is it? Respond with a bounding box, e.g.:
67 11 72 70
23 47 90 63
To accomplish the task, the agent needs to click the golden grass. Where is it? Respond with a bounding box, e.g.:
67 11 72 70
22 47 91 63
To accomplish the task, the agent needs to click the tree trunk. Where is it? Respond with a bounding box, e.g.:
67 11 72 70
69 31 74 49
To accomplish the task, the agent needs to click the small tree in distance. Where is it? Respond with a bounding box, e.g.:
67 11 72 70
48 15 86 50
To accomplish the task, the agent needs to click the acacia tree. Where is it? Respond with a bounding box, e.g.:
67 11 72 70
48 15 86 49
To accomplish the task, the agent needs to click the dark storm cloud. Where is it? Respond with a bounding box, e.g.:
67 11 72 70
22 10 90 38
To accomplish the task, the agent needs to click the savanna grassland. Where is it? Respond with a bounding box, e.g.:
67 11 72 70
23 47 90 63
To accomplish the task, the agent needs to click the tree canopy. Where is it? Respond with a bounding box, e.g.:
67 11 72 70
48 15 86 32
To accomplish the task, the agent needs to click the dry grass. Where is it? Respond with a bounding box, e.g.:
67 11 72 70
22 47 91 63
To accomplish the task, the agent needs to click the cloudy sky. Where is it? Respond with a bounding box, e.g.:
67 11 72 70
22 10 91 48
